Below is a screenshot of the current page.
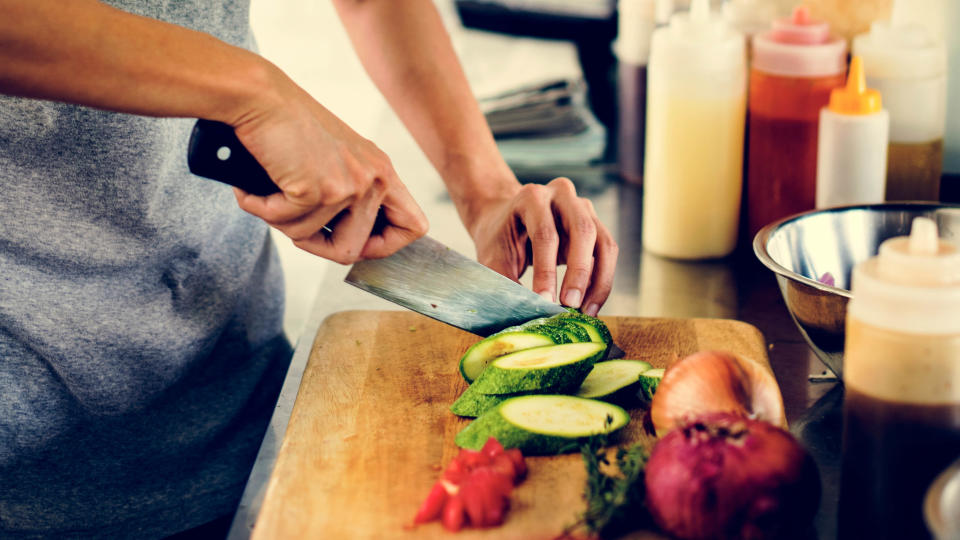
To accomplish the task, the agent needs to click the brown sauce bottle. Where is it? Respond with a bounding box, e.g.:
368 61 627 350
839 218 960 539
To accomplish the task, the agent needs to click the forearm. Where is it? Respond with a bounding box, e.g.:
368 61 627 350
0 0 281 124
331 0 519 231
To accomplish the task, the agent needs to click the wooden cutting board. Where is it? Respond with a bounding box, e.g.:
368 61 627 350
251 311 771 540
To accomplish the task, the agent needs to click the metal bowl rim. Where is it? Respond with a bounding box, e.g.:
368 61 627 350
752 202 960 299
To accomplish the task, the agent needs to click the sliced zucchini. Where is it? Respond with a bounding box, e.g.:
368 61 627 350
450 384 546 418
455 395 630 455
516 316 573 342
638 368 665 402
469 342 605 395
557 311 612 346
458 331 557 383
537 318 591 343
574 359 652 404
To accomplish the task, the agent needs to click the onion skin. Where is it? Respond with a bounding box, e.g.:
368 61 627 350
645 412 820 540
650 351 786 436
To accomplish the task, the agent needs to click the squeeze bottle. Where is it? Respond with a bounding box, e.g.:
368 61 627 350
852 1 947 202
721 0 777 53
745 6 846 237
815 56 889 208
840 217 960 539
615 0 655 184
641 0 746 260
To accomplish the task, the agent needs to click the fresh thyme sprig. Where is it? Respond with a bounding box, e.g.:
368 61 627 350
560 426 652 538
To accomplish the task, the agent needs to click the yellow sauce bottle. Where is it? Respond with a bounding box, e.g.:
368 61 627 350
641 0 746 259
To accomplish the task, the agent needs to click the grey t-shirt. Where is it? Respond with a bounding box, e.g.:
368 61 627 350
0 1 292 537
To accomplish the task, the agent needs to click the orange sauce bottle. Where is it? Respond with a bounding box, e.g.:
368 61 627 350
745 7 847 237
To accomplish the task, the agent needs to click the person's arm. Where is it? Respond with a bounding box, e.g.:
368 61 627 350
0 0 427 263
331 0 617 315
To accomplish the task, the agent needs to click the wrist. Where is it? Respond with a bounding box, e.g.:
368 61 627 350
211 53 291 126
460 182 521 241
440 154 521 234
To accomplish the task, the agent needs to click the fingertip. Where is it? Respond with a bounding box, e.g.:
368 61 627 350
561 288 582 310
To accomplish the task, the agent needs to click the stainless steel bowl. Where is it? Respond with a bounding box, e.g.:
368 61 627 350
926 457 960 540
753 202 960 377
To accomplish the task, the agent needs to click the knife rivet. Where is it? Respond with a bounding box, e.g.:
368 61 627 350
216 146 232 161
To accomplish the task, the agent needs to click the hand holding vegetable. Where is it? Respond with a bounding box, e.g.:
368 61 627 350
464 178 618 317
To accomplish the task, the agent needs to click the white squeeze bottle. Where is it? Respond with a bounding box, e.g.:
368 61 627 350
641 0 747 259
815 56 890 208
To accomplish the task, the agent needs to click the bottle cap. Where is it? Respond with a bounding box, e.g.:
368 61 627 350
827 56 883 115
850 216 960 334
721 0 777 38
771 6 829 44
751 6 846 77
648 0 745 78
615 0 656 65
851 0 947 80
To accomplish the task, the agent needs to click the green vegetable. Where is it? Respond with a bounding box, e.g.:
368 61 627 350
454 395 630 455
563 432 652 537
529 318 591 343
557 310 613 346
638 368 665 402
574 360 653 404
458 331 557 383
468 342 605 395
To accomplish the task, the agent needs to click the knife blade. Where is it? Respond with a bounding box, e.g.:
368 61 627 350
345 236 567 336
186 119 624 354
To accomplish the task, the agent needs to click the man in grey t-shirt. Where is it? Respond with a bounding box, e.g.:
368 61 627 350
0 0 618 537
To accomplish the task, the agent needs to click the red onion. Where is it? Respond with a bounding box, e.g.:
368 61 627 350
644 412 820 540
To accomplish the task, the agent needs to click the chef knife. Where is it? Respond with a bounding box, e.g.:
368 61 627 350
186 120 624 351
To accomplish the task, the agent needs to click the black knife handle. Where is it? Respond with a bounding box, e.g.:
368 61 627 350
187 119 281 196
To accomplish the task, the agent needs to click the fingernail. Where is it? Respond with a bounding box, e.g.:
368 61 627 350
584 303 600 317
562 289 582 309
539 291 555 303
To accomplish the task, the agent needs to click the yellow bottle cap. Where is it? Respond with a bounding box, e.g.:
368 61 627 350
828 56 883 115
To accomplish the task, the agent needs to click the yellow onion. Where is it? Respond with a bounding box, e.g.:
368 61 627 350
645 412 820 540
649 350 786 436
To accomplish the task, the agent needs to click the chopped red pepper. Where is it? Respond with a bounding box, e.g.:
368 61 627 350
411 437 527 531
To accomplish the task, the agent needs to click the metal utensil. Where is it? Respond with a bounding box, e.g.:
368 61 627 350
345 236 567 335
186 119 623 350
754 202 960 377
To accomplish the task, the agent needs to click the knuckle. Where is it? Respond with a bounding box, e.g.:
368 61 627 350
530 224 559 245
550 176 576 194
566 261 593 279
413 215 429 237
518 183 548 204
574 217 597 236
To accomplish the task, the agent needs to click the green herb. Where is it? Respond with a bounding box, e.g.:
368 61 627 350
560 430 652 538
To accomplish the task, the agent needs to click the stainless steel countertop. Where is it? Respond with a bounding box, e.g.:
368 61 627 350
226 175 842 539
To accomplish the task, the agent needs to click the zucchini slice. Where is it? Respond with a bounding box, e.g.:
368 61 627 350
638 368 665 402
574 359 653 404
450 384 550 418
458 331 557 383
469 342 605 395
557 311 612 346
455 395 630 455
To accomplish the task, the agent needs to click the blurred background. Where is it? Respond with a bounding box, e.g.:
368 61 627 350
248 0 959 342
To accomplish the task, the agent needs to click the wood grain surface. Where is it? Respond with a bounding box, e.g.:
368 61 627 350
251 311 771 540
